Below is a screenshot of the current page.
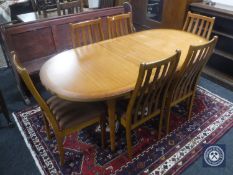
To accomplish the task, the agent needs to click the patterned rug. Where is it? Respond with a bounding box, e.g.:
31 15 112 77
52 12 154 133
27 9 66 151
13 86 233 175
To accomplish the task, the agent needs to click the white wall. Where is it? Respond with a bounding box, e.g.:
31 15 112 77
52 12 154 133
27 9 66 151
212 0 233 6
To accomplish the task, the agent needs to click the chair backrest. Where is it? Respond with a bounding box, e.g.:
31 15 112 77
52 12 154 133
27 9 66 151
12 52 60 131
70 18 104 48
107 12 135 39
183 11 215 40
57 0 83 16
170 36 218 102
126 50 181 127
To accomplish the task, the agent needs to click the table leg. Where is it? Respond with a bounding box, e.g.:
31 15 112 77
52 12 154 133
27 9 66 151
107 99 116 152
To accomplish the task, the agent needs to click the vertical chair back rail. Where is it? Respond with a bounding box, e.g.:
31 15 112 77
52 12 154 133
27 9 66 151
183 11 215 40
126 51 181 127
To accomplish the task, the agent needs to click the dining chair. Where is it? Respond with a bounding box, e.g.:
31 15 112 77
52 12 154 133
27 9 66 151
183 11 215 40
57 0 83 16
12 52 106 165
165 36 218 134
107 12 135 39
118 50 181 158
70 18 104 48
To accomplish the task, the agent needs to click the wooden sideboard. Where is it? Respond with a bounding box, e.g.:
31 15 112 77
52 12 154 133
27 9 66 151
190 2 233 89
131 0 202 29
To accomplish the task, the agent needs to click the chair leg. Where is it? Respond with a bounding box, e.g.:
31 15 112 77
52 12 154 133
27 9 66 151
187 94 195 121
56 135 65 166
100 116 106 148
43 115 51 140
165 107 171 135
158 111 164 139
126 127 132 159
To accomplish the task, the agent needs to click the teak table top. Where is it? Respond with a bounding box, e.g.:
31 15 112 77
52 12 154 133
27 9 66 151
40 29 207 102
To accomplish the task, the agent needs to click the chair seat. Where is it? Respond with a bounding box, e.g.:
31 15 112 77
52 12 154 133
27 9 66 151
47 96 106 130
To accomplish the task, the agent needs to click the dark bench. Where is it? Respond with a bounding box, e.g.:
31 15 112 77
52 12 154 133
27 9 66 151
1 3 132 104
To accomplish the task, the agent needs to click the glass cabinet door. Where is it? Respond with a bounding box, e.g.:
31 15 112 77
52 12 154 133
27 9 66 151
147 0 163 22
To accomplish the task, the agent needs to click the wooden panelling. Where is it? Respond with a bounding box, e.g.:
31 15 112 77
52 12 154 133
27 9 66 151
12 27 56 63
131 0 202 29
52 23 73 51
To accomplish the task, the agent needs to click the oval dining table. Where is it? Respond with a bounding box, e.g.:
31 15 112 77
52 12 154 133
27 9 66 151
40 29 207 152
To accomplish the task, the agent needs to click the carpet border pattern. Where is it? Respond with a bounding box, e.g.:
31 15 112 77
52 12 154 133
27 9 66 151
13 86 233 175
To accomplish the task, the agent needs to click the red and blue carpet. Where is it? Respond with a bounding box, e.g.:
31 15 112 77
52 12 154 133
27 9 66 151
13 86 233 175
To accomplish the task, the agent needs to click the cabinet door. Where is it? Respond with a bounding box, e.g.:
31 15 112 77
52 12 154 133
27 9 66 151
147 0 164 22
132 0 163 28
132 0 201 29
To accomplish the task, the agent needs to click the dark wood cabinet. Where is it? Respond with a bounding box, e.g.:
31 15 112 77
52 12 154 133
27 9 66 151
190 2 233 89
131 0 201 29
